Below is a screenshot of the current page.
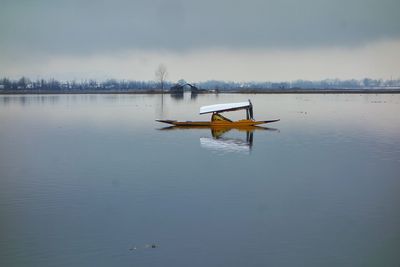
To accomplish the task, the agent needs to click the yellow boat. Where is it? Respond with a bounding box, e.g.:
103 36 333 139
156 100 279 127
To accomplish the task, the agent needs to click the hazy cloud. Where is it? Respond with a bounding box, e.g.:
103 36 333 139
2 39 399 81
1 0 399 80
1 0 399 57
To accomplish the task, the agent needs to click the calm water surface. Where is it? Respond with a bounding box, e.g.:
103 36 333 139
1 93 399 267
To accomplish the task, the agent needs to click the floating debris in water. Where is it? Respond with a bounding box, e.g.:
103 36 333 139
129 243 158 252
145 243 158 249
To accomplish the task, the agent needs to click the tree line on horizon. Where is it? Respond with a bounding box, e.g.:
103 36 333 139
1 76 399 91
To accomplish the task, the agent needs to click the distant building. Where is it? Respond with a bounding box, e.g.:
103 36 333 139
170 82 201 94
170 84 184 93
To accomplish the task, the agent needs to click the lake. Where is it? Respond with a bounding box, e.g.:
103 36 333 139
1 93 399 267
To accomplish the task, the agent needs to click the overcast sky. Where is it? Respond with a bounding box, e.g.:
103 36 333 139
1 0 399 81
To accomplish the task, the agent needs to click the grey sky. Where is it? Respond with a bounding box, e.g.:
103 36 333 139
1 0 399 80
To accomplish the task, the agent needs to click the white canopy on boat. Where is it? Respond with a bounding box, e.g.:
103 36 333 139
199 101 251 114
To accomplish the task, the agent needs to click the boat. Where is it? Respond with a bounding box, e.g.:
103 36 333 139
156 100 279 127
160 122 279 154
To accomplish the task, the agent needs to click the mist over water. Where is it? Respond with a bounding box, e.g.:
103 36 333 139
1 93 399 267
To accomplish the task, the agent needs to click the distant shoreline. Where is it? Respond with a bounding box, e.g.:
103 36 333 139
1 88 400 95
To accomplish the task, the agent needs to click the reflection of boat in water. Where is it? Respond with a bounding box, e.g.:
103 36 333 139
156 100 279 127
200 137 252 154
200 129 255 154
159 126 278 154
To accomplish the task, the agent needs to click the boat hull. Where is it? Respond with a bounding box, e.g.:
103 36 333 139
156 119 279 127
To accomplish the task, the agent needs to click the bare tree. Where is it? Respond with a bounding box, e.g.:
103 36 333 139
155 64 168 92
